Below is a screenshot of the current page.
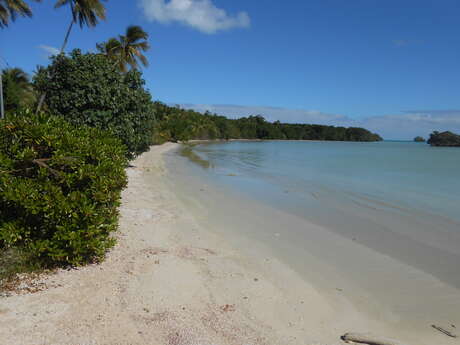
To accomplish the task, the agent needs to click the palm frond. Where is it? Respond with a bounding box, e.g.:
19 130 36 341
55 0 106 28
0 0 41 27
96 24 151 73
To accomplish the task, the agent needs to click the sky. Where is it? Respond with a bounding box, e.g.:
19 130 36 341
1 0 460 139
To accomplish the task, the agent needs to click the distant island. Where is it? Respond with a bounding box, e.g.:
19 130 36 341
414 136 425 142
427 131 460 147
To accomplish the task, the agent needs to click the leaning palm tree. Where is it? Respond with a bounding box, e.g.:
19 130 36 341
0 0 41 28
97 25 150 73
55 0 107 52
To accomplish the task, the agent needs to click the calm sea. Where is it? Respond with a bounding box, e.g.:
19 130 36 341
177 141 460 282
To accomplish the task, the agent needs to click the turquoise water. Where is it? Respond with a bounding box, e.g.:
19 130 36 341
183 141 460 288
192 141 460 219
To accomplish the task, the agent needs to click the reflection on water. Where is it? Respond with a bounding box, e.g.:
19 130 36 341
192 141 460 222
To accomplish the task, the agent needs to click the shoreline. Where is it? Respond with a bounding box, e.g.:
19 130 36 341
0 143 457 344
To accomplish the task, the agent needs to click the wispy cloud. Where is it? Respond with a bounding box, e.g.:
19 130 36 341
179 104 460 140
356 111 460 140
38 45 60 56
392 39 424 47
139 0 250 34
182 104 349 125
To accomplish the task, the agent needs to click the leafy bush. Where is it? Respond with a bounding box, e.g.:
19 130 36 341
0 112 128 267
34 49 156 159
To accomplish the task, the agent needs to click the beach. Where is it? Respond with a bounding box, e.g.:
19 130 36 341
1 143 459 345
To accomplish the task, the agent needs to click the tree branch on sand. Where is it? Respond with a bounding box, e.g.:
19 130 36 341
341 332 405 345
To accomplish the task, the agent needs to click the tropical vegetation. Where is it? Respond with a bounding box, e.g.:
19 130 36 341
414 136 425 142
0 112 127 278
97 25 150 73
56 0 107 52
35 0 108 113
153 102 383 143
0 0 41 27
427 131 460 147
1 67 35 114
34 49 156 159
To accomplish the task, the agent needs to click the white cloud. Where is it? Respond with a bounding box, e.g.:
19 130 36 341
38 45 60 56
140 0 250 34
178 104 460 140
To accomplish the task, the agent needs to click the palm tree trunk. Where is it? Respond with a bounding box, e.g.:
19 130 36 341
0 73 4 119
61 19 74 53
36 17 74 114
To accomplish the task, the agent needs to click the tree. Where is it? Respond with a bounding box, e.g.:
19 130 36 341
36 0 107 113
0 0 41 28
152 102 383 143
55 0 107 52
427 131 460 147
1 67 35 113
97 25 150 73
34 50 156 159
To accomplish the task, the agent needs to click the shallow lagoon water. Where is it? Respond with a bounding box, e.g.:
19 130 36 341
165 140 460 335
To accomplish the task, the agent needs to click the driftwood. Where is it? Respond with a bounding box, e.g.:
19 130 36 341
431 325 457 338
341 332 404 345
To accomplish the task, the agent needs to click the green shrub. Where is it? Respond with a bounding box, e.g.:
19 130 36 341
0 112 128 267
34 49 156 159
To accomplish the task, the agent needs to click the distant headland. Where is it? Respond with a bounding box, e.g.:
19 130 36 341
427 131 460 147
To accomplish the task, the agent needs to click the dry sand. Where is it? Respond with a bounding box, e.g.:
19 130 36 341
0 143 458 345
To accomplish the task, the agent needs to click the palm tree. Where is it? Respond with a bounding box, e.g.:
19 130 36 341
0 0 41 28
2 67 35 113
97 25 150 73
96 37 120 61
55 0 107 52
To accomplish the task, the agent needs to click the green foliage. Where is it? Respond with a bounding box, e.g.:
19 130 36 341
33 49 156 159
0 0 41 28
1 67 36 114
97 25 150 73
153 102 383 142
427 131 460 147
0 112 128 267
414 136 425 142
55 0 106 28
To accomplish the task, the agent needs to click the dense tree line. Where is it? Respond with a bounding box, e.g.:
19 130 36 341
153 102 383 143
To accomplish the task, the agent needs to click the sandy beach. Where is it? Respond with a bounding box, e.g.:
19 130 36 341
0 143 458 345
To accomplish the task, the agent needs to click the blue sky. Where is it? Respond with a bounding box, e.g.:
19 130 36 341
1 0 460 139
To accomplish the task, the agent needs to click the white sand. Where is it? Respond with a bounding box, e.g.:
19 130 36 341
0 143 458 345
